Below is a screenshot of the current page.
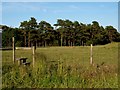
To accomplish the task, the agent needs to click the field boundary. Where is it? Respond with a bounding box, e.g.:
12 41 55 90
15 47 32 50
0 48 12 50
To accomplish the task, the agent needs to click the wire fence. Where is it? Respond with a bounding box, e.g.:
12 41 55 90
2 42 118 69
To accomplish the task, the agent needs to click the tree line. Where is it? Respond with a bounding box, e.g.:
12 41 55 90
1 17 120 47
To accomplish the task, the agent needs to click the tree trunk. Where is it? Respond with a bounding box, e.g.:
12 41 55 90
25 35 26 47
73 40 75 46
44 40 47 47
36 40 37 47
9 38 11 47
71 41 72 46
69 40 70 46
38 42 40 47
24 32 26 47
30 41 31 47
66 38 68 46
28 31 30 47
61 34 62 46
58 39 61 46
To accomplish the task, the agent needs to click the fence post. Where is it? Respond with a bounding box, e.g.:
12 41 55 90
90 44 93 65
12 37 15 64
33 46 35 67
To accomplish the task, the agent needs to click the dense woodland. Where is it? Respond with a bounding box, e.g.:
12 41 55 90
1 17 120 47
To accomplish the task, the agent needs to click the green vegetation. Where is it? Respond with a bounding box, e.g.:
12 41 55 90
1 17 120 47
2 43 118 88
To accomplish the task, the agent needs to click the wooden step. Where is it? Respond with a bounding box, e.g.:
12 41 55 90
23 62 30 66
16 57 28 65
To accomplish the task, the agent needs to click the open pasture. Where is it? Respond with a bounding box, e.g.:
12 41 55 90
2 42 118 88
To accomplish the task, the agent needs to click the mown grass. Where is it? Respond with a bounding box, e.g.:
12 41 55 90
2 42 118 88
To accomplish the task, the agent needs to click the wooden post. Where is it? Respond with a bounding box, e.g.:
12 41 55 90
33 46 35 67
90 44 93 65
12 37 15 64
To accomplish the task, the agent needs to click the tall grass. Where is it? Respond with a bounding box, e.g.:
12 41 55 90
2 42 118 88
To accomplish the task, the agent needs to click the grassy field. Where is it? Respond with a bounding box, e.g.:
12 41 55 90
2 42 118 88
